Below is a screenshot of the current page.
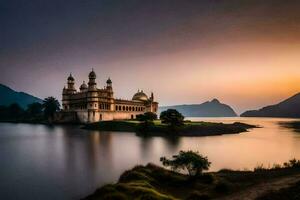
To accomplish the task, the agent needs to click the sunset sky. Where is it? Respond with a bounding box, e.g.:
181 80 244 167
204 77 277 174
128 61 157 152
1 0 300 113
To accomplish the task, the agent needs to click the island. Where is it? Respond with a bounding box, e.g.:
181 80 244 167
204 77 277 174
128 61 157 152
84 120 257 136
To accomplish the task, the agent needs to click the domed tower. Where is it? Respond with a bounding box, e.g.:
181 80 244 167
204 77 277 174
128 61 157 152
87 69 99 122
88 69 97 90
106 77 114 110
67 73 75 91
79 81 88 92
62 73 76 110
132 90 148 102
106 77 113 94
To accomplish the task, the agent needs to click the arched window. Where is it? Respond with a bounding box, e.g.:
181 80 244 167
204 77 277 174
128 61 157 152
115 105 118 111
129 107 131 111
123 106 125 111
126 106 128 111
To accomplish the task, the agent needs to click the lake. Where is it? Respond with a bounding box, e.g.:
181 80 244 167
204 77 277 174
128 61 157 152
1 117 300 200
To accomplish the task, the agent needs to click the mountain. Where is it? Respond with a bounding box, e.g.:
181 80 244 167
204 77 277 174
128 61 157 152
241 93 300 118
0 83 43 108
159 99 237 117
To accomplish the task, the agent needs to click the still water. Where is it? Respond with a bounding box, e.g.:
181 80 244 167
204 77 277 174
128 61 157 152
1 117 300 199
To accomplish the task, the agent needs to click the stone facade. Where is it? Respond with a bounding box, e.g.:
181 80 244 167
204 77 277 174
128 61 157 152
60 70 158 123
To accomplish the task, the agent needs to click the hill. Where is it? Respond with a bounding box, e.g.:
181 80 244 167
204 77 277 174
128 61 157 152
241 93 300 118
159 99 237 117
0 83 42 108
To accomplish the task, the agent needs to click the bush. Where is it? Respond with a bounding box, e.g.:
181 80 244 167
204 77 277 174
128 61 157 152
283 158 300 168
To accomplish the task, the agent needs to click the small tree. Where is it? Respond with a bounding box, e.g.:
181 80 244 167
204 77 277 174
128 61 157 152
160 109 184 128
43 97 60 121
160 151 211 177
136 112 157 132
136 112 157 122
27 102 43 117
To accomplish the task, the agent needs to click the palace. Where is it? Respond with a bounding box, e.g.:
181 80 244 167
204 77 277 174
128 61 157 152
60 69 158 123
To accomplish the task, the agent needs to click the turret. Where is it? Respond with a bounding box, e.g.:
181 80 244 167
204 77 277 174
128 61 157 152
150 92 154 101
67 73 75 90
87 69 98 108
88 69 97 90
80 81 88 92
106 77 112 88
106 77 113 93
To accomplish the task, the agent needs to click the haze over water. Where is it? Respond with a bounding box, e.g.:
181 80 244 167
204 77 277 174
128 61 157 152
1 117 300 200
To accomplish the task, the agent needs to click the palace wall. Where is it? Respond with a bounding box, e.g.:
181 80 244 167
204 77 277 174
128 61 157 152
76 110 145 123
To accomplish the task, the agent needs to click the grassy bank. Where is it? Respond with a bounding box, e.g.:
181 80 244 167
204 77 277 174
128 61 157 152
83 120 258 136
83 162 300 200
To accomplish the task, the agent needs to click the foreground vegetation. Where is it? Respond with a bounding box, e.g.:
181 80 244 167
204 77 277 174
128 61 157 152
84 120 257 136
83 154 300 200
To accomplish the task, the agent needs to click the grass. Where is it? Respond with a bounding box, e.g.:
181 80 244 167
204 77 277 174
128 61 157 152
83 120 258 137
82 160 300 200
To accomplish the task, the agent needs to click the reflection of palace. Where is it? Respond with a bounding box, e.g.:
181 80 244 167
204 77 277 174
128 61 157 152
60 69 158 123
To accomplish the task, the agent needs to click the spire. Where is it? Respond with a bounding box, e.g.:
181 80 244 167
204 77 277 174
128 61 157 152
151 92 154 101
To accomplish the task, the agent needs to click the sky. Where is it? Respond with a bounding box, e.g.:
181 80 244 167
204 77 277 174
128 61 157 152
1 0 300 114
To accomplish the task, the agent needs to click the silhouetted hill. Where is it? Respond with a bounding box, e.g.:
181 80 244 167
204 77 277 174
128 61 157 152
0 84 42 108
159 99 237 117
241 93 300 118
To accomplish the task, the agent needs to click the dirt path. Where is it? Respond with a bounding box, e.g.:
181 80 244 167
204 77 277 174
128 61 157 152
216 174 300 200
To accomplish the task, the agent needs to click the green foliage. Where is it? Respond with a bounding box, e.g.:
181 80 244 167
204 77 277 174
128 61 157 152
160 109 184 128
26 102 43 117
136 112 158 132
0 102 43 121
160 151 211 177
136 112 157 122
43 96 60 120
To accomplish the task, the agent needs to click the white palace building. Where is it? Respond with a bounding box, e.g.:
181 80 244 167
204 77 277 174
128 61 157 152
59 69 158 123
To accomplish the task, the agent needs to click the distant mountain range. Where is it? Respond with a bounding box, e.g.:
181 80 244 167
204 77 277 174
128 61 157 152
241 93 300 118
0 83 43 108
159 99 237 117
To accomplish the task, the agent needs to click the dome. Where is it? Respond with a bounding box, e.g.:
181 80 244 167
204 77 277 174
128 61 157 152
106 78 112 84
67 73 74 81
132 90 148 101
89 69 96 79
80 81 88 90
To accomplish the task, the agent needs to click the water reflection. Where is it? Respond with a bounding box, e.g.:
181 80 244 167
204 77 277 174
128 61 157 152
1 118 300 200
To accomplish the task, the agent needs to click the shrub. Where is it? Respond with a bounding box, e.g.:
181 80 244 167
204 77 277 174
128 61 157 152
254 164 267 172
283 158 300 168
